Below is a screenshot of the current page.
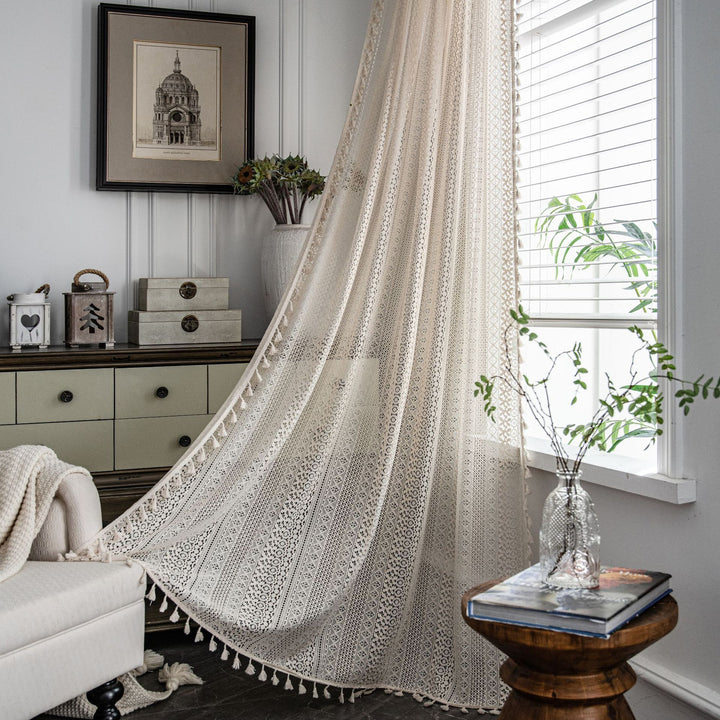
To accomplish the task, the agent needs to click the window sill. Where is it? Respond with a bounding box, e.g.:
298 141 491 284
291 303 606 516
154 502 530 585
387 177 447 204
524 438 696 505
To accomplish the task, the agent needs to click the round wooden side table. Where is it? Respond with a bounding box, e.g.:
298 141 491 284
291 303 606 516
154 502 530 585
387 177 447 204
462 580 678 719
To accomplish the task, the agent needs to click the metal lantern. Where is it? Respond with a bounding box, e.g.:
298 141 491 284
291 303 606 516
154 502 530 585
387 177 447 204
64 269 115 348
7 284 51 351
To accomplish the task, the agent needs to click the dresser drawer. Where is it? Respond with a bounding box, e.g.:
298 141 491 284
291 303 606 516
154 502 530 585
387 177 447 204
115 414 211 470
115 365 208 419
0 420 114 472
0 373 15 425
208 363 248 413
16 369 114 423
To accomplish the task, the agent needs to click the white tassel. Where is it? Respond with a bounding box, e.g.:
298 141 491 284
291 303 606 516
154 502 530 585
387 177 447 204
240 396 247 410
187 459 196 474
113 527 122 542
267 341 277 356
146 584 157 602
261 356 270 369
339 689 345 704
138 504 147 521
218 422 227 438
413 693 424 702
284 675 294 692
197 446 206 463
209 637 217 652
158 662 204 691
245 384 253 397
394 690 403 696
461 707 469 714
194 627 204 643
221 645 229 661
131 649 164 677
323 686 331 700
245 660 256 676
441 704 450 711
298 680 307 695
271 671 279 686
424 700 435 707
232 653 241 670
349 690 356 703
258 666 267 682
184 617 191 635
312 683 319 699
159 596 168 613
255 368 262 383
282 315 288 328
149 495 157 512
169 606 180 623
211 435 220 449
229 408 238 423
274 330 283 342
162 483 171 498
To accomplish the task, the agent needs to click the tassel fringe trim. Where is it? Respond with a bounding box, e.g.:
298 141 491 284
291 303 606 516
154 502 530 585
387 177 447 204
139 583 498 712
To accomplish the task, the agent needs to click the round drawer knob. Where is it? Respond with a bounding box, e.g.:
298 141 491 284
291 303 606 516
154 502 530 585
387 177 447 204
59 390 74 403
178 435 192 448
181 315 199 333
179 281 197 299
155 386 169 399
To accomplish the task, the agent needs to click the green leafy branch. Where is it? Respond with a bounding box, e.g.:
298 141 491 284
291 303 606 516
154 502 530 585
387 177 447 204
535 194 657 316
475 307 719 474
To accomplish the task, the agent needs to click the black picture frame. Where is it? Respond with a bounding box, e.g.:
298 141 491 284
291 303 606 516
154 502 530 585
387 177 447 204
97 3 255 193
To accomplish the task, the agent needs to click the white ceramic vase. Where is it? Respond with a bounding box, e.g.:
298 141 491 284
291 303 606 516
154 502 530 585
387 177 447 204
260 224 310 321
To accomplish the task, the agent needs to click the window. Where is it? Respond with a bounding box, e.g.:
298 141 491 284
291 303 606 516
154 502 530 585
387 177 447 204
516 0 658 470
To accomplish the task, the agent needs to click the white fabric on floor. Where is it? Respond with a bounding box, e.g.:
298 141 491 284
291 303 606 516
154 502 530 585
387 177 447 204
85 0 528 710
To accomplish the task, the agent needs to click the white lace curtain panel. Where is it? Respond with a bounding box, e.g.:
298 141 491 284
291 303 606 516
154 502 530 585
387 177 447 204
88 0 528 711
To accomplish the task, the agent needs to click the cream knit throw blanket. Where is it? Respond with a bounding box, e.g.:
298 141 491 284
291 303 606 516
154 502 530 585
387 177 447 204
0 445 90 582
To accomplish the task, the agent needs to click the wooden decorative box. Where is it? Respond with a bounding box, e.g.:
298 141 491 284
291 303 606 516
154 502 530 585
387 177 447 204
128 309 242 345
137 277 229 311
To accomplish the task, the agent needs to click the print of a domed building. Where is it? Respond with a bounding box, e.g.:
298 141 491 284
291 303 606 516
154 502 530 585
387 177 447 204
152 51 202 146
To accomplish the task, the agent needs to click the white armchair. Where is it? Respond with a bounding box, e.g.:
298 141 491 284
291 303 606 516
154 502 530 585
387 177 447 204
0 470 146 720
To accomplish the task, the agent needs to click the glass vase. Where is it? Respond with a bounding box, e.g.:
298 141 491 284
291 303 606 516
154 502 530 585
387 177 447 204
539 470 600 588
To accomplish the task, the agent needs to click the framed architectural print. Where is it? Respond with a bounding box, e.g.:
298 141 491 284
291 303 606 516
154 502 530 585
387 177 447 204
97 3 254 193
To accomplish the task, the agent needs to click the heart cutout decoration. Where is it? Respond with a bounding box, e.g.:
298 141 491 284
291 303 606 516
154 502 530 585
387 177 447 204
21 314 40 330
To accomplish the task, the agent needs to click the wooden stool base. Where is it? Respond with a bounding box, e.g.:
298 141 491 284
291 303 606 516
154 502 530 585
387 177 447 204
462 581 678 720
499 690 635 720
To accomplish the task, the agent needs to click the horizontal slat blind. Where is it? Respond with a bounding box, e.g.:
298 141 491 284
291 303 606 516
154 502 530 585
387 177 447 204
516 0 657 326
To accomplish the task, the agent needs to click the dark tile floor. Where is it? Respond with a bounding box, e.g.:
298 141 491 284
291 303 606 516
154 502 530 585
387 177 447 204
36 629 480 720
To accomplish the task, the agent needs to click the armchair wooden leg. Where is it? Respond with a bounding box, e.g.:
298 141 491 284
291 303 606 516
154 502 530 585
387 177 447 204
87 678 124 720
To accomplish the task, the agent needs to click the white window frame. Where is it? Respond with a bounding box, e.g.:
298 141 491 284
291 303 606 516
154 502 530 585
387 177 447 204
519 0 694 503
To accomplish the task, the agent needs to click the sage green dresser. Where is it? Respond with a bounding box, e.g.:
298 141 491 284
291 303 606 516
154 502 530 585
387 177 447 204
0 342 258 524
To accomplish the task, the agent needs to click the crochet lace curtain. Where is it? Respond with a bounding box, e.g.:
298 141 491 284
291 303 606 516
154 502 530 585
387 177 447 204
93 0 528 710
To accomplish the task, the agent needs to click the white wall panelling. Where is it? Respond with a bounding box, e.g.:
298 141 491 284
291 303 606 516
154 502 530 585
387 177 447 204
0 0 370 343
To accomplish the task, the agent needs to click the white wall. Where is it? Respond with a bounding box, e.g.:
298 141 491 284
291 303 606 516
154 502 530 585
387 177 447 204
527 3 720 716
0 0 371 344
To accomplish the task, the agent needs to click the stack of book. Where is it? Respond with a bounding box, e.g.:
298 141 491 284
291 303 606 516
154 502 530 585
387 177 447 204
466 563 671 638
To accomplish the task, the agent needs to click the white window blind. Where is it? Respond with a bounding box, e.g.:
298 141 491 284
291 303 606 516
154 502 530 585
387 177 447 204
516 0 657 329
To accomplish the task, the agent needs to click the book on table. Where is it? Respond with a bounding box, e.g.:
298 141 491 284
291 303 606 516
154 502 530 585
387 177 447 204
466 563 672 638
